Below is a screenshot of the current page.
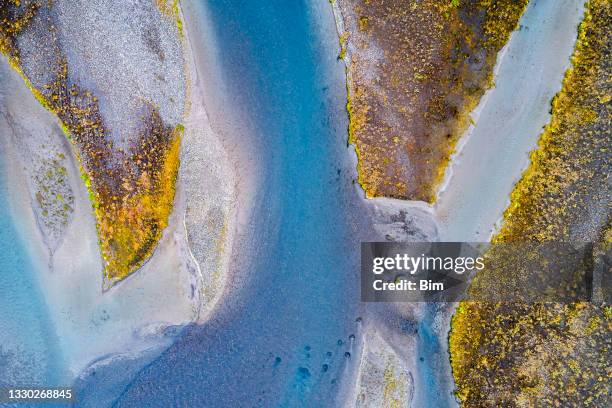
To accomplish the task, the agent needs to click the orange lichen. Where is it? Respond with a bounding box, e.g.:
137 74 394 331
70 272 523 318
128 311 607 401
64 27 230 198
96 119 182 280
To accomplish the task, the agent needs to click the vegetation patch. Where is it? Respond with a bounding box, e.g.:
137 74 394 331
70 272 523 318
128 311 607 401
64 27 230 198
0 0 40 60
1 0 184 282
336 0 527 201
450 1 611 405
33 151 75 240
156 0 183 37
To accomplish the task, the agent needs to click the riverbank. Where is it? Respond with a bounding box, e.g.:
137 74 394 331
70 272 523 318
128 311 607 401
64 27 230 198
331 0 528 202
0 124 64 388
0 0 240 380
434 0 586 241
331 0 586 243
450 0 611 404
330 0 587 406
0 57 199 378
175 0 241 323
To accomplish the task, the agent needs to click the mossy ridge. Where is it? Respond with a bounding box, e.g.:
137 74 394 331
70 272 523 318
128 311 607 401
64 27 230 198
494 2 610 243
450 1 612 405
451 301 612 406
47 61 182 280
1 1 184 281
339 0 527 202
346 67 373 197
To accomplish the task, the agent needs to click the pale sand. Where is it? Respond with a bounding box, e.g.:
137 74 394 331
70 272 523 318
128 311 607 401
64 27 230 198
0 0 240 378
434 0 586 241
331 0 586 406
0 57 196 378
179 0 270 322
176 0 240 323
352 326 414 407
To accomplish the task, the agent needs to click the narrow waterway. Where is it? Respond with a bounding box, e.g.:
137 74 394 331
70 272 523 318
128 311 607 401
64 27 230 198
103 0 373 406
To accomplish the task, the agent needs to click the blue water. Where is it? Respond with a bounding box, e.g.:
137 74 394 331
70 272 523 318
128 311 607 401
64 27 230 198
415 303 457 408
77 0 370 406
0 157 63 390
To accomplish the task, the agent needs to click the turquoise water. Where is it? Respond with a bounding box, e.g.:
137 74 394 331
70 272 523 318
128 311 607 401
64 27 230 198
1 1 454 406
0 157 63 389
77 0 372 406
1 1 580 406
415 303 457 407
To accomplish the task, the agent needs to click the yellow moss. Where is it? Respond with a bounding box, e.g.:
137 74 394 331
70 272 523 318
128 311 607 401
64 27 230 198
495 0 609 243
358 16 369 31
0 0 39 58
173 0 184 37
346 68 372 197
450 1 611 405
381 360 405 408
338 31 348 59
2 0 185 283
155 0 183 37
11 63 54 112
337 0 527 201
100 126 182 280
